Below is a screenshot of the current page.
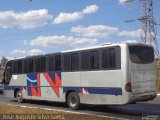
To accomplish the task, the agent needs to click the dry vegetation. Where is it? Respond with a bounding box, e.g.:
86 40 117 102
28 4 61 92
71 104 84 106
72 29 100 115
157 60 160 92
0 69 4 80
0 104 118 120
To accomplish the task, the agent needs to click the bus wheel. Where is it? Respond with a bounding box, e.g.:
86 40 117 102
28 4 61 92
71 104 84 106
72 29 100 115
16 90 24 103
67 92 80 110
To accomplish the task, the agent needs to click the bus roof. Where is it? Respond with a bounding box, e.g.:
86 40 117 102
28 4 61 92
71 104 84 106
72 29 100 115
61 42 151 53
7 42 152 61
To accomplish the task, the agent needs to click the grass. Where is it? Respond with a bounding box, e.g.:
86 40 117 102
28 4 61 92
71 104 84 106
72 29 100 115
0 104 118 120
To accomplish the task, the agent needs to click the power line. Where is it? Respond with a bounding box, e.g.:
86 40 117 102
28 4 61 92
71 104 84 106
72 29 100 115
125 0 159 57
139 0 159 57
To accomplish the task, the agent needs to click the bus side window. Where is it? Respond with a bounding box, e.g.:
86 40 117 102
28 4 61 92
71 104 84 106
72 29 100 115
102 48 109 69
90 50 99 70
13 61 18 74
35 58 41 72
63 54 71 72
55 55 61 71
115 47 121 69
28 59 34 73
41 57 46 72
47 55 55 72
17 60 22 74
101 46 121 70
81 51 90 70
23 59 29 73
71 53 79 71
108 48 116 68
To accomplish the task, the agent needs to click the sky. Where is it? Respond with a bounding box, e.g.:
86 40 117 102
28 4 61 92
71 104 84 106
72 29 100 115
0 0 159 59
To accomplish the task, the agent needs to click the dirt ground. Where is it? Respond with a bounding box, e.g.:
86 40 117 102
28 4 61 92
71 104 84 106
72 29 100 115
0 104 118 120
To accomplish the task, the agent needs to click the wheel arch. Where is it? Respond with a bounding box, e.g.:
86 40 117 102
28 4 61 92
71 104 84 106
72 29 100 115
65 89 79 102
14 88 21 98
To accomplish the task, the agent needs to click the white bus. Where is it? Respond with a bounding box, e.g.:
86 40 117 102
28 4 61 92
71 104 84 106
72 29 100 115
3 42 157 110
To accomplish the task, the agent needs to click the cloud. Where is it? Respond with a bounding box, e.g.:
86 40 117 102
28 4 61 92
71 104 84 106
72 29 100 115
27 35 97 48
10 49 43 56
0 9 52 29
118 0 134 5
82 5 99 14
53 12 83 24
121 39 138 43
118 29 141 37
71 25 119 38
53 5 99 24
0 50 4 54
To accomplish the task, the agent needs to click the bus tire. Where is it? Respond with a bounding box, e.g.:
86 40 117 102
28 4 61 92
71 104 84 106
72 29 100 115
67 92 80 110
16 90 24 103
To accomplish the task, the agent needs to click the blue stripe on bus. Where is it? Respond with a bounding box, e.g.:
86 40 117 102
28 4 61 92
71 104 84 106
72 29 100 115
63 87 122 95
4 86 122 95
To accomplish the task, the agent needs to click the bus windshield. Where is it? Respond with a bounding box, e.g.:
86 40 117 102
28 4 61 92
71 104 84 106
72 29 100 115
129 45 154 64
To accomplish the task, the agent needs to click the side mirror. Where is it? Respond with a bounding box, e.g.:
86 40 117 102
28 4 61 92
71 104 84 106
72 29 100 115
4 68 10 71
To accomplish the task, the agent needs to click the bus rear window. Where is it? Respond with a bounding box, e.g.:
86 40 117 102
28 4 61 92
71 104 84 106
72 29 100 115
129 46 154 64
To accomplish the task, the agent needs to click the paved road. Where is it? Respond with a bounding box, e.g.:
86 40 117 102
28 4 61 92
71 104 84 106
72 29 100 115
0 93 160 120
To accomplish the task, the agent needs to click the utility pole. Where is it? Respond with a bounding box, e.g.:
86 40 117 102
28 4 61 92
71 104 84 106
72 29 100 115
138 0 159 57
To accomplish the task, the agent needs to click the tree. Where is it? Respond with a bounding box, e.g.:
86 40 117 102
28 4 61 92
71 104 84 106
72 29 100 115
0 57 7 81
0 56 8 68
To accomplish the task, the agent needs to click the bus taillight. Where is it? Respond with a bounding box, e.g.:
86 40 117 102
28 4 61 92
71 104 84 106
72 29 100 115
125 82 132 92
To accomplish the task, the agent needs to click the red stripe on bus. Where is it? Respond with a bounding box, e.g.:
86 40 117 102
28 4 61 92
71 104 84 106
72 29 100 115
30 73 41 96
43 72 61 97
